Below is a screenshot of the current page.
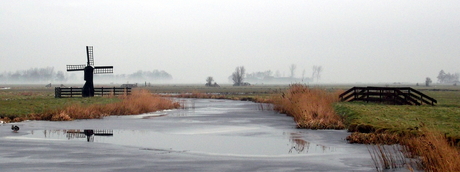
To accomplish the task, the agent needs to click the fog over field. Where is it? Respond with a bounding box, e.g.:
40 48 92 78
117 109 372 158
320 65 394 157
1 1 459 84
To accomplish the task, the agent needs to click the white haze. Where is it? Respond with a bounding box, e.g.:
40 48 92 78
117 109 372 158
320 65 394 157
1 0 459 84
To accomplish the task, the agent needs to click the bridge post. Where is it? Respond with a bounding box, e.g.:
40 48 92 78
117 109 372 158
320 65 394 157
55 87 61 98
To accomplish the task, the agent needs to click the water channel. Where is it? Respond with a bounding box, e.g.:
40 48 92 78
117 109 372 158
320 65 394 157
0 98 409 171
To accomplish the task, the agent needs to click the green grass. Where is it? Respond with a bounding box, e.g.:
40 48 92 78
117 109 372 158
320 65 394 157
335 89 460 140
0 89 120 119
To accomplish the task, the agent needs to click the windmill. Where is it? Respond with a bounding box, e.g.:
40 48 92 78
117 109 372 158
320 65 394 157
66 46 113 97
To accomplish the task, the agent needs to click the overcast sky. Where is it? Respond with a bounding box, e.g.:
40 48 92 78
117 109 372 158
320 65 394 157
1 0 459 84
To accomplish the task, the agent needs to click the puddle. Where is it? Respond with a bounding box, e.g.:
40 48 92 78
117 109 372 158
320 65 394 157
26 129 338 156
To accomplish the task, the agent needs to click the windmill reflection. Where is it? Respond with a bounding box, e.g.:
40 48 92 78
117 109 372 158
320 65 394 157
66 129 114 142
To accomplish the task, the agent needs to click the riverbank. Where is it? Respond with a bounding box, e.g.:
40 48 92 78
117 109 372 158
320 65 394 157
268 84 460 171
0 89 179 122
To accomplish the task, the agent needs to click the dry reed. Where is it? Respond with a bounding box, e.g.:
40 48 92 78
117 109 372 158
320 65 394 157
30 89 180 121
347 132 401 145
402 129 460 172
272 84 345 129
363 128 460 172
368 144 408 172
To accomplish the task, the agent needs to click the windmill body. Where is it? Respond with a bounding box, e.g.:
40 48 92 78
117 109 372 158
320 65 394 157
67 46 113 97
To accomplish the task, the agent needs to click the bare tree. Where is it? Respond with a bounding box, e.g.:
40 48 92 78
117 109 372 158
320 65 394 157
205 76 214 86
301 69 306 82
232 66 246 86
312 65 323 82
289 64 297 78
316 66 323 81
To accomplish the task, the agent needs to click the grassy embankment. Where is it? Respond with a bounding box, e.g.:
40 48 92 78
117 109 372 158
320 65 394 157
335 90 460 145
0 88 179 122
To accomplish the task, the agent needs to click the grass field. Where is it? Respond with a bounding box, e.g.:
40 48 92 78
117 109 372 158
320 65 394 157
335 89 460 144
0 88 120 120
0 86 178 122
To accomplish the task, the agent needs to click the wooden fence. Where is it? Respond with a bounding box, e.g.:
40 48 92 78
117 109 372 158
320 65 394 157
339 87 437 106
55 87 131 98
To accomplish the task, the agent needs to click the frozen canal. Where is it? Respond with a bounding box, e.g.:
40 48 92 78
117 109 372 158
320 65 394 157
1 98 381 171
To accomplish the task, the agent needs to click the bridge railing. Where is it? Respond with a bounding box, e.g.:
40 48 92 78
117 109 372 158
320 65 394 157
339 87 437 105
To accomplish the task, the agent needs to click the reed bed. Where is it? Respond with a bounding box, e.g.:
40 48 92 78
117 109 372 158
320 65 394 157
271 84 345 129
29 89 180 121
402 129 460 172
363 129 460 172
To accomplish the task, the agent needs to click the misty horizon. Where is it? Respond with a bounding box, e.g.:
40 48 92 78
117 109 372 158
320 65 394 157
1 1 459 84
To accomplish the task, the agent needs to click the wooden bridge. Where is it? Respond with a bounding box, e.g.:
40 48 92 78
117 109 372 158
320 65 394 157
55 87 131 98
339 87 437 105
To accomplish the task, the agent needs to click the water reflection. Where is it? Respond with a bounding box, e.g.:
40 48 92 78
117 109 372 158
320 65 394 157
29 129 338 156
38 129 113 142
288 132 336 154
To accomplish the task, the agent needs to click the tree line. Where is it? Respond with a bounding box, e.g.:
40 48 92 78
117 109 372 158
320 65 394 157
0 67 66 83
0 67 172 84
437 70 459 84
216 64 323 86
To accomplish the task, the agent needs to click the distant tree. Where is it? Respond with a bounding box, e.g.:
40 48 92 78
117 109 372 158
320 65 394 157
425 77 432 87
1 67 60 83
312 65 323 82
55 71 66 82
437 70 446 83
437 70 459 84
275 70 281 77
205 76 214 86
127 70 173 81
246 70 273 81
289 64 297 78
232 66 246 86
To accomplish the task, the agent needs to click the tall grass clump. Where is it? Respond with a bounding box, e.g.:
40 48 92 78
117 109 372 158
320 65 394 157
31 89 180 121
272 84 344 129
402 129 460 172
365 128 460 172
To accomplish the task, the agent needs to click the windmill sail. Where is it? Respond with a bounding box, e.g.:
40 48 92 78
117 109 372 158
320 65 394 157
94 66 113 74
86 46 94 67
67 64 86 71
